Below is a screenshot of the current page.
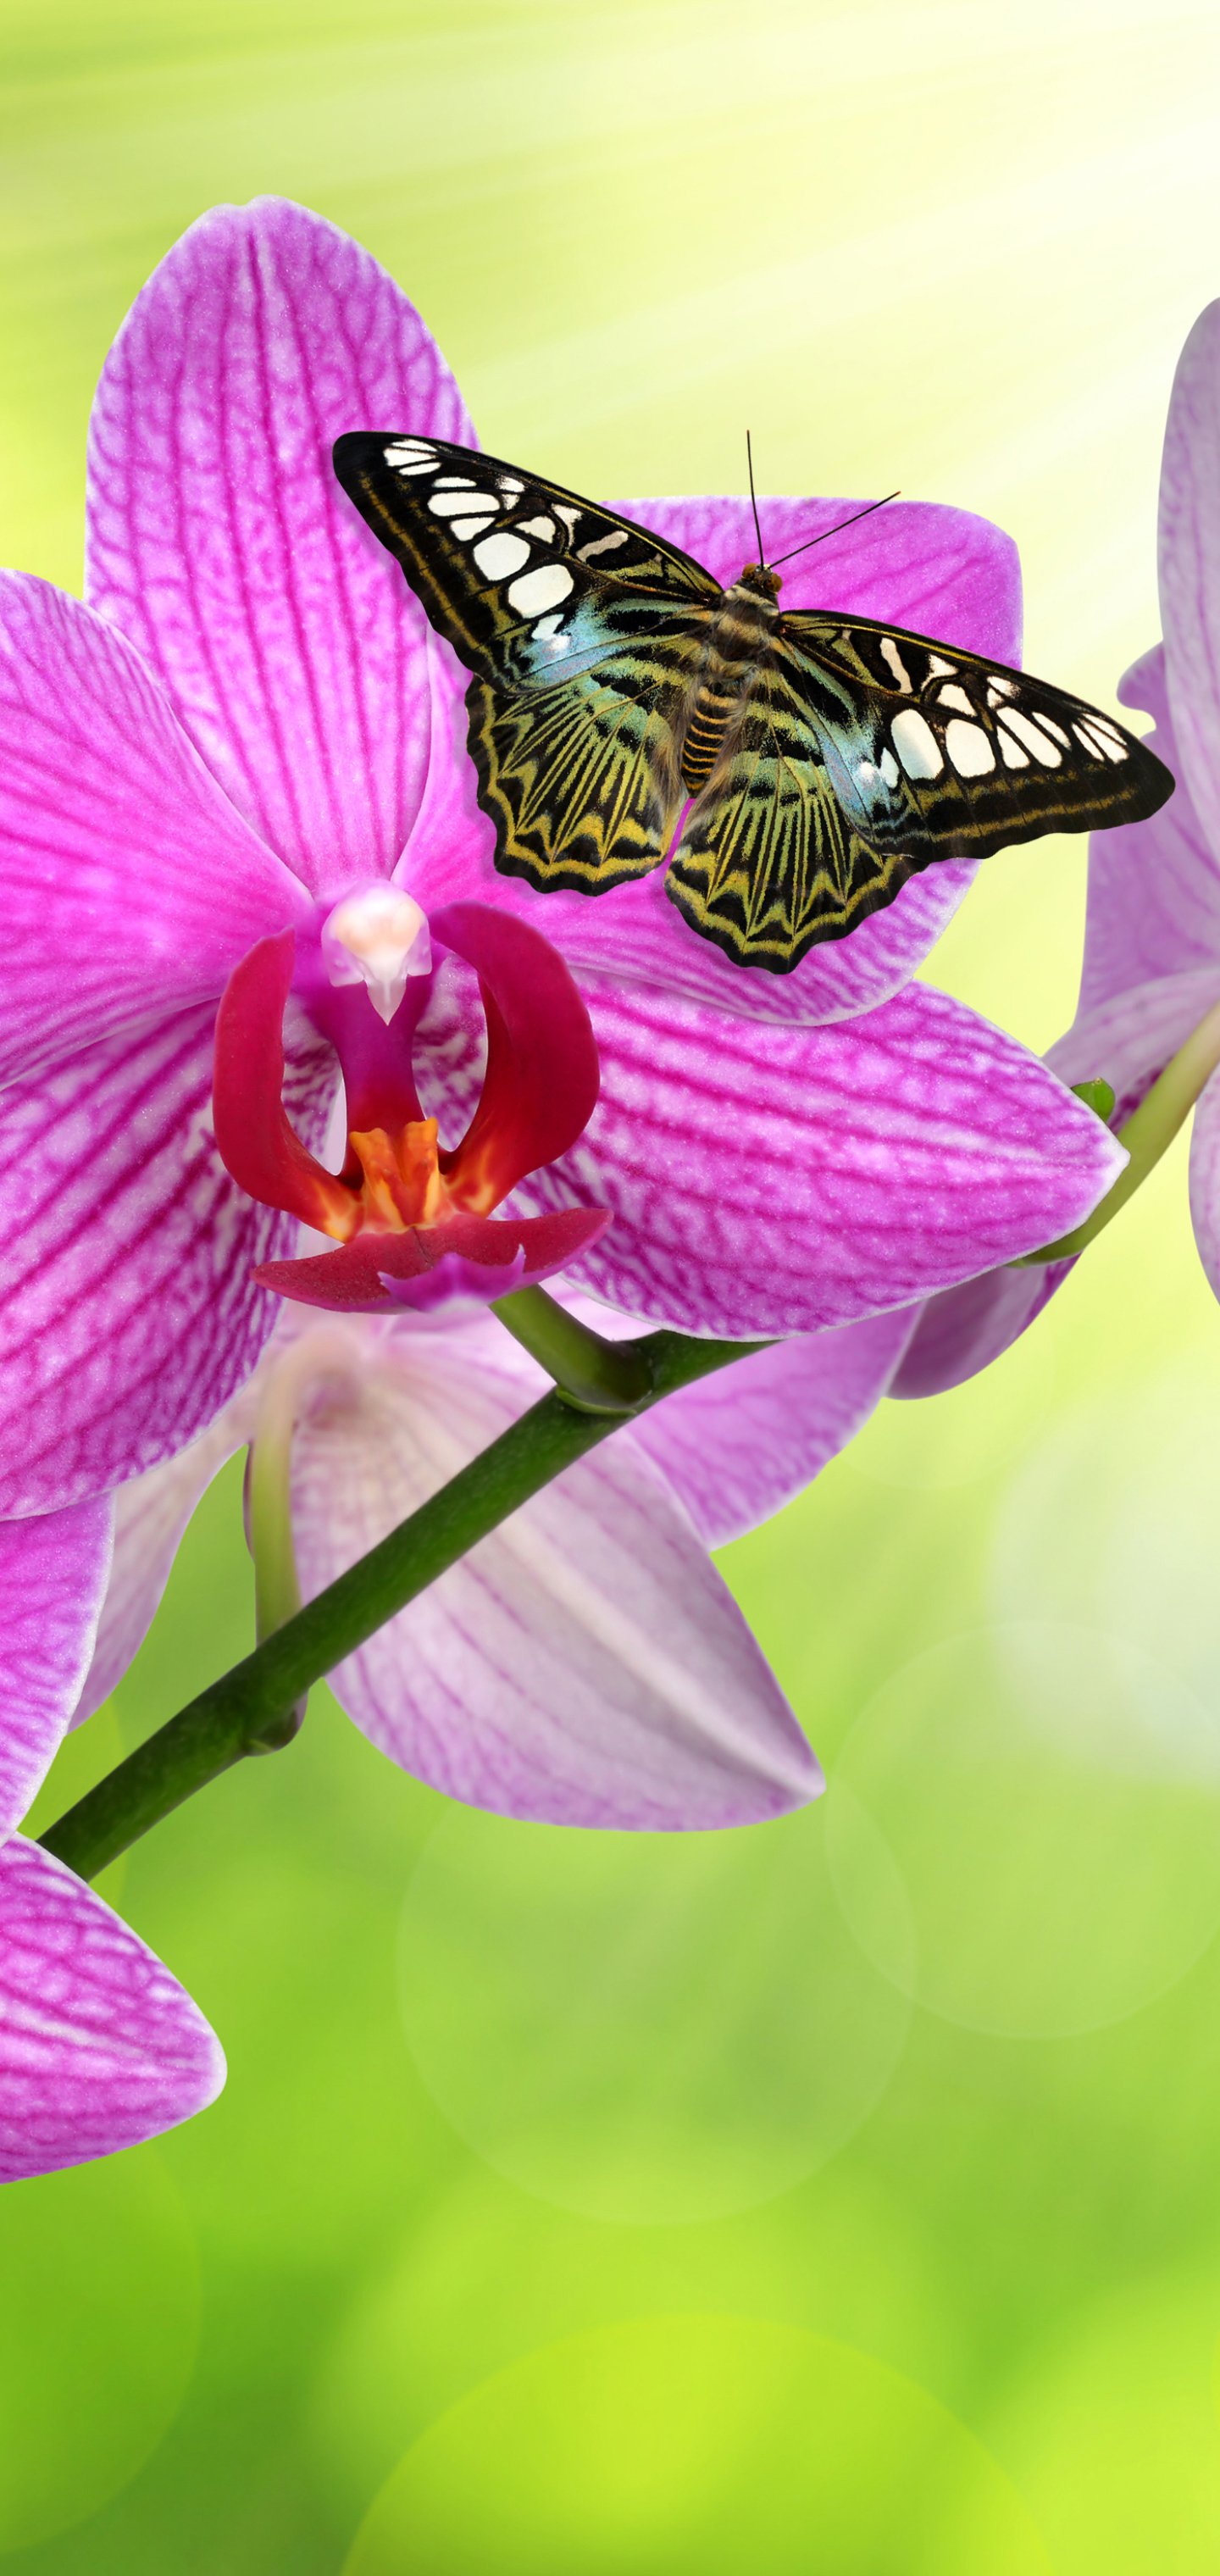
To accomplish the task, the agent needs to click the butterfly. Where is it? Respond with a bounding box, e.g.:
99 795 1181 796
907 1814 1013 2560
332 431 1174 974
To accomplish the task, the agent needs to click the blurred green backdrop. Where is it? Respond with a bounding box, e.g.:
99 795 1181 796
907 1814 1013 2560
7 1 1220 2566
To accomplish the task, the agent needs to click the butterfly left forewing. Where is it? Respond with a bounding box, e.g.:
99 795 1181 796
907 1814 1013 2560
333 432 720 693
776 614 1174 859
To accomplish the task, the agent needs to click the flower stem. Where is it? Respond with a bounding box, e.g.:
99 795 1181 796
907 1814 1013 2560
1018 995 1220 1265
491 1284 652 1411
37 1326 769 1883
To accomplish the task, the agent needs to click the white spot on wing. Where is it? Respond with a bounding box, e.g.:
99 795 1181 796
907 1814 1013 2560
384 440 434 463
928 654 956 677
998 729 1029 768
430 486 487 516
1001 708 1062 765
507 564 576 615
474 531 531 578
945 719 995 776
986 675 1016 703
518 516 556 541
452 517 496 539
880 636 912 691
393 458 436 476
555 506 580 534
533 613 565 639
580 530 631 560
937 683 974 715
879 747 900 788
892 708 943 780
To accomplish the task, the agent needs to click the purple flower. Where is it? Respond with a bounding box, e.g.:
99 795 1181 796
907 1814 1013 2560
69 1296 925 1830
895 302 1220 1397
0 193 1123 1523
0 1505 223 2179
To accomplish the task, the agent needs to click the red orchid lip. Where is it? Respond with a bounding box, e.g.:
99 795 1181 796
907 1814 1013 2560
213 897 603 1309
252 1206 611 1313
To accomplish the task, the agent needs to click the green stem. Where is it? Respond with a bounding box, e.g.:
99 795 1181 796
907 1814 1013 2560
38 1327 769 1883
491 1283 652 1411
245 1353 308 1749
1018 995 1220 1266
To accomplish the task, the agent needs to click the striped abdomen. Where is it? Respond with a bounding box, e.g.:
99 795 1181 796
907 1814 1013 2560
679 573 780 794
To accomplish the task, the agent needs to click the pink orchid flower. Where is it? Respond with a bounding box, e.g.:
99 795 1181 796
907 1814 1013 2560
67 1295 928 1830
0 1504 223 2179
0 192 1124 1529
895 303 1220 1398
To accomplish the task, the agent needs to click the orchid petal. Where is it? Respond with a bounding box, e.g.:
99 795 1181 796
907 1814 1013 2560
624 494 1023 658
630 1307 917 1545
0 1837 224 2182
0 1006 333 1515
0 575 308 1088
72 1413 247 1729
1077 645 1219 1015
510 976 1126 1337
0 1502 113 1830
892 968 1220 1396
288 1330 818 1828
1159 298 1220 852
86 196 474 897
408 636 978 1029
1189 1067 1220 1306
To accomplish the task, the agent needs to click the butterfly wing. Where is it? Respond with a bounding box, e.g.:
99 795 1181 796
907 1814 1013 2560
334 431 720 888
665 614 1175 971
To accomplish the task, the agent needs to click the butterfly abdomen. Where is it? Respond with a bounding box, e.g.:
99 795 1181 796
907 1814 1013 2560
679 575 781 796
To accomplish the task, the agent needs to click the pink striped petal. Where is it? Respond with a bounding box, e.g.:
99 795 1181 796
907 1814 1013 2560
0 575 308 1087
630 1307 916 1545
0 1502 114 1830
86 197 474 897
510 976 1126 1336
0 1005 334 1515
0 1837 224 2181
1160 298 1220 855
288 1328 818 1829
409 636 979 1030
72 1413 247 1729
1190 1070 1220 1303
1078 647 1220 1016
892 969 1220 1396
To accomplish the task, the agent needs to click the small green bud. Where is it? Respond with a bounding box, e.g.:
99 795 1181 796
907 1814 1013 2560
1070 1078 1116 1125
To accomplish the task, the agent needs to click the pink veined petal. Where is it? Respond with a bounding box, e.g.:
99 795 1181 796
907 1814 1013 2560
408 631 979 1030
1078 645 1220 1016
509 975 1126 1338
0 1003 335 1516
1159 299 1220 857
629 1307 918 1546
891 966 1220 1397
625 494 1023 660
288 1330 818 1829
0 1501 114 1830
71 1411 248 1729
86 196 474 897
1189 1063 1220 1305
0 1837 225 2182
0 575 309 1088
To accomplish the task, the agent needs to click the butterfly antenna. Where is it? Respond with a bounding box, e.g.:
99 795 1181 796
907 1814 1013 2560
746 430 767 568
768 490 901 571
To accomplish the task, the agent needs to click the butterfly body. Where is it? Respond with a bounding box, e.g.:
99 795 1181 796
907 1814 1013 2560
334 431 1175 974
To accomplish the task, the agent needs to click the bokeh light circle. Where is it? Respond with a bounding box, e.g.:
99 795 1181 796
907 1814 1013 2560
397 1799 912 2223
829 1624 1220 2037
0 2145 200 2552
343 2314 1052 2574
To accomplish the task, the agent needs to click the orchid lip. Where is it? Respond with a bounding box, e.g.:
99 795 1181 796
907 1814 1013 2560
213 900 603 1311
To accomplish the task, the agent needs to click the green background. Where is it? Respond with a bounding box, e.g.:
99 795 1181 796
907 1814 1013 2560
7 1 1220 2564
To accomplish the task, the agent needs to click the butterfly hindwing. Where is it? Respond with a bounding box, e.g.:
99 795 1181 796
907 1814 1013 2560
664 652 924 969
667 613 1174 969
467 628 710 895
